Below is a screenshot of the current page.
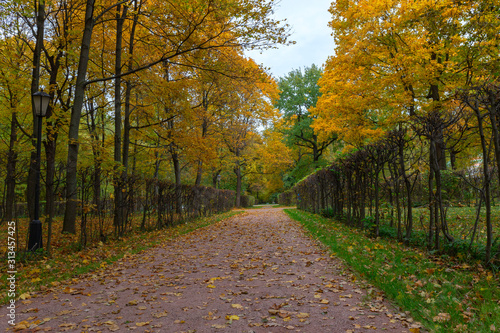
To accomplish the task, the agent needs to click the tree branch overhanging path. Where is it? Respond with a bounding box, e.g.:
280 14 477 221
4 208 413 332
62 0 292 233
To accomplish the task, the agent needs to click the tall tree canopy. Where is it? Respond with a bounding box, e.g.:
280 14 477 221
275 64 336 163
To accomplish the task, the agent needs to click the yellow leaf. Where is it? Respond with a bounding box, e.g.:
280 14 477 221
13 321 30 330
225 315 240 321
212 324 226 328
207 284 216 289
152 311 168 318
231 304 244 309
136 322 149 327
19 293 31 300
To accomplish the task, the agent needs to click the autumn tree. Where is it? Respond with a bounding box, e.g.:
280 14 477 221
61 0 291 233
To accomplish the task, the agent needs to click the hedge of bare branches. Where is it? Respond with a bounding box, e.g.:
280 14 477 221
64 169 236 247
292 128 500 265
277 190 296 206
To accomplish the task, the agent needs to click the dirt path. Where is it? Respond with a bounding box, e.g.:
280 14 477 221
3 208 417 332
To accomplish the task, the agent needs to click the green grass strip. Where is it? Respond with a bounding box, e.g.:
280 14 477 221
285 208 500 333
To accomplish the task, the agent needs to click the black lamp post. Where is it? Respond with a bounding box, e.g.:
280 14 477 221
28 90 50 252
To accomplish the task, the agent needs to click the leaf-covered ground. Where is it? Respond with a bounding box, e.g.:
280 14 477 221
3 207 418 332
0 211 242 305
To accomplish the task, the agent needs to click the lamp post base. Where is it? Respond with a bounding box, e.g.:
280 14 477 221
28 219 43 251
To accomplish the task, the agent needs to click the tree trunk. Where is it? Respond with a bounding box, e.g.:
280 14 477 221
235 161 242 207
195 161 203 185
195 118 208 185
475 109 493 263
399 137 413 245
44 48 62 254
428 142 435 250
28 0 46 222
44 133 57 254
487 90 500 188
171 150 182 215
374 169 380 237
123 0 140 172
63 0 96 234
113 4 128 235
5 112 18 221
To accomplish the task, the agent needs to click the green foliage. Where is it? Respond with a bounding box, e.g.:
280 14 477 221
275 64 336 163
276 64 322 121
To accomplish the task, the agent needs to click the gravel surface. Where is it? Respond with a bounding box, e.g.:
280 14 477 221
3 207 419 332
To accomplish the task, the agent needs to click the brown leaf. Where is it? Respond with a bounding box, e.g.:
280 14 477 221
433 313 451 322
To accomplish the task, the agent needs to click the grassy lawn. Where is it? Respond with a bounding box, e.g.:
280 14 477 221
0 210 242 305
285 208 500 333
410 206 500 244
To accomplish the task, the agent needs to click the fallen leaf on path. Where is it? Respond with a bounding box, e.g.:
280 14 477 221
19 293 31 300
59 323 77 329
212 324 226 328
225 315 240 321
63 287 77 294
152 311 168 318
57 310 72 316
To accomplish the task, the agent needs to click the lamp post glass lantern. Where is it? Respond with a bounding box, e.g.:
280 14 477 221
28 90 50 252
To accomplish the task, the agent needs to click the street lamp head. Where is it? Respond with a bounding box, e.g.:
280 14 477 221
33 90 50 117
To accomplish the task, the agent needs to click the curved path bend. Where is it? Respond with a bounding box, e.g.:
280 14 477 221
3 207 418 332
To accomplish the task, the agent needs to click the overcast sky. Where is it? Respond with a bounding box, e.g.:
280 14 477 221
245 0 334 79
